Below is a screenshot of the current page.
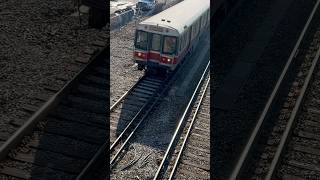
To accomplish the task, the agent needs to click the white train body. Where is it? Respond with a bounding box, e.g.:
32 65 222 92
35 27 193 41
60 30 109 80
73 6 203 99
133 0 210 71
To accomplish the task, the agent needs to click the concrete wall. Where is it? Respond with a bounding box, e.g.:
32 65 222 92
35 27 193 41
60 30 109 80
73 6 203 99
109 0 182 31
110 9 135 30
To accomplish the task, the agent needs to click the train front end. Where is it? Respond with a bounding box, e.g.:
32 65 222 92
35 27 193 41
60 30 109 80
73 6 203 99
133 23 179 72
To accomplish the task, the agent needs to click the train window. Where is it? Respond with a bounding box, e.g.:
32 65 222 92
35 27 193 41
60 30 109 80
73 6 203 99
179 36 182 51
150 33 161 51
184 33 187 47
192 21 198 38
181 32 186 51
202 14 206 27
163 36 177 54
187 29 191 45
193 24 195 36
194 22 198 37
135 30 148 50
191 25 195 40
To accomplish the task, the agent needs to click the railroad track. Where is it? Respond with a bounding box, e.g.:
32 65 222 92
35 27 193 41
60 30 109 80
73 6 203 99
109 26 209 178
108 37 211 175
109 67 191 172
76 64 169 179
109 75 168 168
170 84 210 180
76 71 170 179
0 48 107 179
153 61 210 180
275 50 320 179
110 75 166 146
229 1 320 179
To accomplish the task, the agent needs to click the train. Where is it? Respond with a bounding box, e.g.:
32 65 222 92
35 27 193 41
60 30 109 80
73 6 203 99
133 0 210 72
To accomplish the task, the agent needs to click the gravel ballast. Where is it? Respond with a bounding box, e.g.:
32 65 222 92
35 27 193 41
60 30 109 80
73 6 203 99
110 20 144 105
0 0 107 131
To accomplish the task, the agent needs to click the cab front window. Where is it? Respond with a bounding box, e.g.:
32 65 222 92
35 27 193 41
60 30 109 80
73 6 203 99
135 30 148 50
163 36 177 54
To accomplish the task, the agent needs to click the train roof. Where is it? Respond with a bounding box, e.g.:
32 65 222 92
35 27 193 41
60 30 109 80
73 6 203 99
139 0 210 34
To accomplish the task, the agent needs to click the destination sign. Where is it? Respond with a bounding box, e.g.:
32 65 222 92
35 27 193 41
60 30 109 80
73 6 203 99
149 26 164 32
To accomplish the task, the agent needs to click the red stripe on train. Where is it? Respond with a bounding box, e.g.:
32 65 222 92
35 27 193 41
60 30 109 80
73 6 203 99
148 52 161 61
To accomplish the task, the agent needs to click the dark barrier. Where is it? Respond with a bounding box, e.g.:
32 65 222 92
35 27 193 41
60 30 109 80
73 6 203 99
89 7 107 29
82 0 107 10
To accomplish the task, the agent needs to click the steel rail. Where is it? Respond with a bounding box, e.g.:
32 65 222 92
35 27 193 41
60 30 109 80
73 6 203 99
77 62 159 180
110 94 159 166
153 61 210 180
109 73 180 168
229 1 320 179
110 76 165 152
168 76 210 180
265 43 320 180
77 74 157 180
110 96 155 151
110 76 144 111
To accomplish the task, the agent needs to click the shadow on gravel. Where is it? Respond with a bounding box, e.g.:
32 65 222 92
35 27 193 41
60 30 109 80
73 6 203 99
28 57 108 179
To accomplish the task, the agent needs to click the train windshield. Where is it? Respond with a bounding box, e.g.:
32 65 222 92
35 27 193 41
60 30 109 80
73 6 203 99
135 30 148 50
150 33 161 51
163 36 177 55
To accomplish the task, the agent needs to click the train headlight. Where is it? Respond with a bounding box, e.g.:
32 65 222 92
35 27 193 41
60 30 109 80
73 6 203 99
167 58 171 62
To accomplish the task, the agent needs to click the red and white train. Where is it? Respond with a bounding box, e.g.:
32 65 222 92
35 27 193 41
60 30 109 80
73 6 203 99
133 0 210 72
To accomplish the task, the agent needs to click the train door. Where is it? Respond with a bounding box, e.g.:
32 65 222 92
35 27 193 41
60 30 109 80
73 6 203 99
149 33 162 63
161 35 178 68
